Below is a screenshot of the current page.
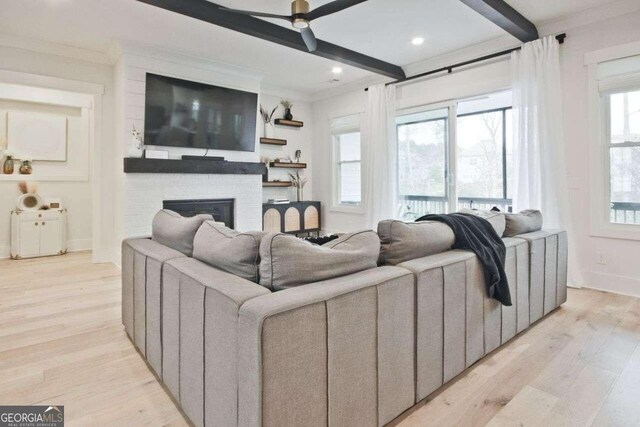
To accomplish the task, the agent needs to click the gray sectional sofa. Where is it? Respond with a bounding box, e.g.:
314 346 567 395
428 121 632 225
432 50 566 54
122 209 567 427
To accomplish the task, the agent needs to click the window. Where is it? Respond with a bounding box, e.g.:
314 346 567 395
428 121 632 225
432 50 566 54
456 102 513 212
331 115 362 208
606 89 640 225
396 91 513 218
397 107 450 217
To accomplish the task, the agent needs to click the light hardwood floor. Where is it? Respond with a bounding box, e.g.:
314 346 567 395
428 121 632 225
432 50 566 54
1 251 638 426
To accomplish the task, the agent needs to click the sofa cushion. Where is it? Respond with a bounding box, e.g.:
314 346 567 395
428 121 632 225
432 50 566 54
259 230 380 291
378 220 455 266
459 208 506 237
151 209 213 256
504 209 543 237
192 221 266 282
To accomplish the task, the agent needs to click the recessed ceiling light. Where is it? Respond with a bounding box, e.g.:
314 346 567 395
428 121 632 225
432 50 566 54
332 67 343 74
412 37 425 46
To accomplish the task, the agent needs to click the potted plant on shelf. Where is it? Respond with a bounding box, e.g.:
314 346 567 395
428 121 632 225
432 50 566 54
260 104 278 139
281 99 293 120
289 170 307 202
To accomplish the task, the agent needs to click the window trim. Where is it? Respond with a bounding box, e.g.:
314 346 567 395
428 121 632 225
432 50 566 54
588 57 640 241
330 121 364 214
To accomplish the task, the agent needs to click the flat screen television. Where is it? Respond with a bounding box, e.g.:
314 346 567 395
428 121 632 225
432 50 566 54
144 73 258 152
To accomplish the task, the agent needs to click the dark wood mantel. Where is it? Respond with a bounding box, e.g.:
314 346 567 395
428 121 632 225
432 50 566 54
123 158 267 176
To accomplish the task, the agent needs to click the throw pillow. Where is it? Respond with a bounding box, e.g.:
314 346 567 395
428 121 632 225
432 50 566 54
378 219 455 266
151 209 212 256
504 209 543 237
192 221 266 282
259 230 380 291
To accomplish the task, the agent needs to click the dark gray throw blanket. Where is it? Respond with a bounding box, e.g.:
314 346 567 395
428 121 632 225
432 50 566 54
415 213 512 306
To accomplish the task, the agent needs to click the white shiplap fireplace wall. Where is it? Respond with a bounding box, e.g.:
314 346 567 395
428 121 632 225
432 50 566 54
112 42 264 260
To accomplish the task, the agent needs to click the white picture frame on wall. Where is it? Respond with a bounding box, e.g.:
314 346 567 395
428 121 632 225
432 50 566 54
7 111 67 161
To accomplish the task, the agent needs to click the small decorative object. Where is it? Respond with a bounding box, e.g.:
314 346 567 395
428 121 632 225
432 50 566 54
294 149 302 163
128 126 144 158
260 104 278 139
289 170 308 202
3 150 15 174
17 181 44 211
260 156 271 169
45 197 62 209
144 149 169 159
19 158 33 175
281 99 293 120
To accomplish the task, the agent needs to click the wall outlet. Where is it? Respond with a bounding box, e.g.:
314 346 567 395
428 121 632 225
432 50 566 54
596 253 607 265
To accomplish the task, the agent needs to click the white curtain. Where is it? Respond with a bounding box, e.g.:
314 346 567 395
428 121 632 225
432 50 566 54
362 84 397 228
511 36 583 286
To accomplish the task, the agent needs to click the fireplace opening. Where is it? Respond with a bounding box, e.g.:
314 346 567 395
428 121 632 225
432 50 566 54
163 198 234 229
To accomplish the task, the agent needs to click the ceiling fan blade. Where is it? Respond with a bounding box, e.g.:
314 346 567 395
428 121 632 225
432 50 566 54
300 27 317 52
220 7 292 21
307 0 368 21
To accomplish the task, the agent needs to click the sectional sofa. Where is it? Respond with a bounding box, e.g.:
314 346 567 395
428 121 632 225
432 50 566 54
122 209 567 427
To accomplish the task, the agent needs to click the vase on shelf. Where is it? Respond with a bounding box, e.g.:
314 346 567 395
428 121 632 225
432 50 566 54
263 122 274 139
3 155 14 174
128 126 144 158
284 108 293 121
19 160 32 175
296 187 303 202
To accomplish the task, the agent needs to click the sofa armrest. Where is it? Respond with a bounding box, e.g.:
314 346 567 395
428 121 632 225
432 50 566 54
238 266 416 427
161 258 270 427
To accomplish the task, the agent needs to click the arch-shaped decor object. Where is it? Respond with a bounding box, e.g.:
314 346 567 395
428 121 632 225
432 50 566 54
304 205 319 230
284 207 301 232
263 208 281 233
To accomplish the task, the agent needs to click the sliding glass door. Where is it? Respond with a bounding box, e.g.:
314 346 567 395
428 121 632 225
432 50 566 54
396 105 454 219
396 91 513 218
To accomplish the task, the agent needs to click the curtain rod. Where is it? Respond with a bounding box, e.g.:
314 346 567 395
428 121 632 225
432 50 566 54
364 33 566 92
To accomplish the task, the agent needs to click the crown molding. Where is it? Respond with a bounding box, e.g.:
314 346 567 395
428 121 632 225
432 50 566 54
0 33 112 65
259 84 315 103
537 0 640 36
111 39 265 83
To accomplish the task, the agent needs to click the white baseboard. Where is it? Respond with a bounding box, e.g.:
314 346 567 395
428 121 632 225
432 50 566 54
581 270 640 299
67 238 92 252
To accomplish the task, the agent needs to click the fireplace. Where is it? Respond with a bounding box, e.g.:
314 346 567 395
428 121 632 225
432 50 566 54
163 198 235 229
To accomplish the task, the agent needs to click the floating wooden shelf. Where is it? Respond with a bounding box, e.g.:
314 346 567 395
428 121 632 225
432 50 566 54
124 158 267 175
269 162 307 169
274 119 303 128
260 137 287 146
263 181 293 188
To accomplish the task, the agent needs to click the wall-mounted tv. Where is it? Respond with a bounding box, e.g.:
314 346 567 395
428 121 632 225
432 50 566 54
144 73 258 152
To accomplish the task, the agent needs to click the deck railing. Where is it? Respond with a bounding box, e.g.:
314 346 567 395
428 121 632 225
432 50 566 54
398 195 513 220
611 202 640 224
399 198 640 225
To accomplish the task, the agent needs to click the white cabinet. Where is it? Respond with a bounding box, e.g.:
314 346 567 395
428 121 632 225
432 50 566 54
10 209 67 259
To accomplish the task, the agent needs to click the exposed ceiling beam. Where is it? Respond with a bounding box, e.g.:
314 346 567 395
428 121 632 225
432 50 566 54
459 0 539 43
135 0 406 80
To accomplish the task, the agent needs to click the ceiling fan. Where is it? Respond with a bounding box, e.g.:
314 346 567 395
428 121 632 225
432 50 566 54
220 0 367 52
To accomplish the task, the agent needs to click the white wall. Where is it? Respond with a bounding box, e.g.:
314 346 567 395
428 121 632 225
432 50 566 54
554 10 640 296
0 45 114 260
311 9 640 296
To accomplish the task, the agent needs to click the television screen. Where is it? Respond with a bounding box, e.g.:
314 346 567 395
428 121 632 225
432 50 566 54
144 73 258 152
